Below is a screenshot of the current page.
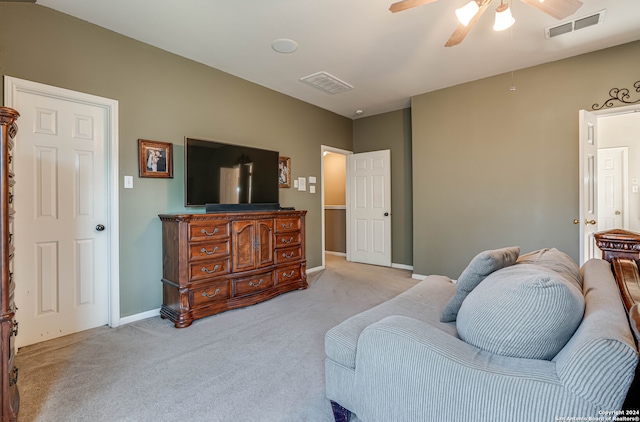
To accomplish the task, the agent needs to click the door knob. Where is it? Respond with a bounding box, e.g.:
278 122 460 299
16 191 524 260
585 219 597 225
96 224 105 231
384 212 389 217
615 210 621 215
573 219 580 224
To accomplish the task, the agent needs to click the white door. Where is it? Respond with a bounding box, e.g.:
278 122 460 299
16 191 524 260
346 150 391 267
578 110 599 265
11 84 111 347
597 147 627 231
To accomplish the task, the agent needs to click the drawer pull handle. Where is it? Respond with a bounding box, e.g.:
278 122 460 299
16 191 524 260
202 288 221 298
201 246 219 255
281 237 294 244
282 252 295 259
10 321 18 337
9 367 18 386
201 228 219 236
283 271 295 278
282 222 294 229
201 265 220 274
249 279 264 287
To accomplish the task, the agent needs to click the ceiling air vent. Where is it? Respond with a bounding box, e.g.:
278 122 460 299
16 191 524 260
545 9 606 39
300 71 353 95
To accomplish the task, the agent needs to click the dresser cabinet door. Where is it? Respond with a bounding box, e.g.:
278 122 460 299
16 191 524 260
232 220 256 272
256 219 274 268
232 219 274 272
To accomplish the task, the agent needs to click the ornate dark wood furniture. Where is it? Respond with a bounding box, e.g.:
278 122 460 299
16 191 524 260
595 229 640 410
159 210 307 328
0 107 19 421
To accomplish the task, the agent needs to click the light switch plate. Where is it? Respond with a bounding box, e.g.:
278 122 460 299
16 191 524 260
124 175 133 189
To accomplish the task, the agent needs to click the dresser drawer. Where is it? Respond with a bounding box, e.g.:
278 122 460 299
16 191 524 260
192 280 230 307
189 221 230 242
233 272 273 297
189 258 230 281
275 232 301 249
275 246 302 264
275 217 301 233
189 240 230 261
275 264 302 286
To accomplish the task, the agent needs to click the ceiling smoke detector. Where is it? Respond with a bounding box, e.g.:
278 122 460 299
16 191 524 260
300 71 353 95
545 9 606 39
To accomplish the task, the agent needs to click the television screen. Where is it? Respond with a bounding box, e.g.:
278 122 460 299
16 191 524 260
185 138 279 207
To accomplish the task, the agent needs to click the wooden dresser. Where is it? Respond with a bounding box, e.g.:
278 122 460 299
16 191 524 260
159 210 307 328
0 107 19 421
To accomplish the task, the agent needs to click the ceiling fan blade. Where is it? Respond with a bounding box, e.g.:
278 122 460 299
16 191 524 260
444 0 491 47
520 0 583 19
389 0 439 13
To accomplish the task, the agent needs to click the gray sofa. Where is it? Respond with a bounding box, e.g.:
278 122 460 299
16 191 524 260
324 247 639 422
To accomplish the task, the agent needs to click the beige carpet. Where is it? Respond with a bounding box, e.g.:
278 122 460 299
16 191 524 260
16 255 417 422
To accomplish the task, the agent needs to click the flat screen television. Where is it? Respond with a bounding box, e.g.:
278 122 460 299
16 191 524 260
185 137 280 209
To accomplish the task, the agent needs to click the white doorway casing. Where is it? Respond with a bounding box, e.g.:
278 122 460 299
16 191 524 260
320 145 351 270
578 104 640 265
4 76 120 347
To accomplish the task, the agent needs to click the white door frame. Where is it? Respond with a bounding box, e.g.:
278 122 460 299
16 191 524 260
578 103 639 264
4 76 121 328
320 145 352 269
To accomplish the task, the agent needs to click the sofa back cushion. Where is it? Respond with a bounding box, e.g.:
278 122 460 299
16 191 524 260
456 264 585 359
440 246 520 322
517 248 582 290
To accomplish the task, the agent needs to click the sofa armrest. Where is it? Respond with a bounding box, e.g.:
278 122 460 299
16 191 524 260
357 315 560 382
351 316 597 422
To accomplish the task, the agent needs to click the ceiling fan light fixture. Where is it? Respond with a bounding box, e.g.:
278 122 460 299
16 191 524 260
455 1 480 26
493 2 515 31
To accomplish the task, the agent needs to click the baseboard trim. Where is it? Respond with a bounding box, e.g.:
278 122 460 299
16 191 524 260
119 308 161 325
392 263 413 270
307 265 324 273
325 251 346 257
412 274 427 280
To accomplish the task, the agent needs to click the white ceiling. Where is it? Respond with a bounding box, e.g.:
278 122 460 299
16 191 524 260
37 0 640 119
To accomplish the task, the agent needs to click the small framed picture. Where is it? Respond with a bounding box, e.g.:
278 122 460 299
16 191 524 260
138 139 173 178
278 156 291 188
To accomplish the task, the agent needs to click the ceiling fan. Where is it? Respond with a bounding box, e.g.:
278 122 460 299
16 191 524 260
389 0 583 47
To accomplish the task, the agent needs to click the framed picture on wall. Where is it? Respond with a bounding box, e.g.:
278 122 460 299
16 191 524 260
279 156 291 188
138 139 173 178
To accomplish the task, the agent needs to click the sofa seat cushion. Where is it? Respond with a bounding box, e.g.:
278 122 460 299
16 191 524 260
457 264 585 360
517 248 582 290
325 275 457 369
440 246 520 322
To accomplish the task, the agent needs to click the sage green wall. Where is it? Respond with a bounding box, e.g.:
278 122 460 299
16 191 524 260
0 3 352 317
353 108 413 266
411 40 640 279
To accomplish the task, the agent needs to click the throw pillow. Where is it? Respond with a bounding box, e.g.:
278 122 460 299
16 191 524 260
517 248 582 290
456 264 585 360
440 246 520 322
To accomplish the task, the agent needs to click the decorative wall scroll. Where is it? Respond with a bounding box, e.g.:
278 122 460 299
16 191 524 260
592 80 640 110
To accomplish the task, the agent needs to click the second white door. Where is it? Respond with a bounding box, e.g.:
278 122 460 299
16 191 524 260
346 150 391 267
